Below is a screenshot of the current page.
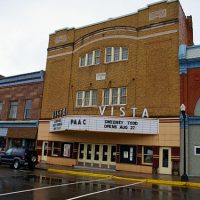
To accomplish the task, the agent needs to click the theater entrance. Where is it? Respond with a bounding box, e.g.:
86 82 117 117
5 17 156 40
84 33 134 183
78 143 116 169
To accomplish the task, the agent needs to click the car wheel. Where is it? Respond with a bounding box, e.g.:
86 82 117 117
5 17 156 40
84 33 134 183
31 155 37 163
13 160 20 169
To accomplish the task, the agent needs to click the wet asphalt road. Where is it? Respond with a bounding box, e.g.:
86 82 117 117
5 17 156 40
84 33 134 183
0 166 200 199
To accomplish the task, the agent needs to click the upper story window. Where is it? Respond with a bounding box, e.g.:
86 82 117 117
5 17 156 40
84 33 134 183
9 101 18 119
105 47 128 63
80 49 100 67
0 101 3 119
24 99 32 119
102 87 127 106
76 90 97 107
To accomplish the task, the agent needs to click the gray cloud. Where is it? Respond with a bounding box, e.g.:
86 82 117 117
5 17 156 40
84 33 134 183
0 0 199 76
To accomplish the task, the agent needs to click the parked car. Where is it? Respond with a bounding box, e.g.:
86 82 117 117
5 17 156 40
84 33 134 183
0 147 38 170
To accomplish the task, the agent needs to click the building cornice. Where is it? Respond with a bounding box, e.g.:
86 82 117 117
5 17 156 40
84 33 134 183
0 120 39 128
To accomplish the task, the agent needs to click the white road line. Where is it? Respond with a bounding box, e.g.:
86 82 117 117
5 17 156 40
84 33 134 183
66 181 143 200
0 178 108 197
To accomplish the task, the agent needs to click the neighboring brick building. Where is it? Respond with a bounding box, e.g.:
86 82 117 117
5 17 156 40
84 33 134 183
0 71 44 151
37 0 192 174
179 45 200 176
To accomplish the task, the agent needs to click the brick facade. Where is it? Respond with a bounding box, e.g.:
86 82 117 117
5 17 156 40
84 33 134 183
0 71 44 150
0 83 43 120
179 45 200 176
41 0 186 119
38 1 192 174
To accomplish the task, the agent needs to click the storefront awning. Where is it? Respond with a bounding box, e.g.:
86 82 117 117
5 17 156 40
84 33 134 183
7 128 37 139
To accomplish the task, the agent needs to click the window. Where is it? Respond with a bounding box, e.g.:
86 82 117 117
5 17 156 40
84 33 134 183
106 47 112 63
94 49 100 64
114 47 120 61
76 90 97 107
120 87 127 105
63 143 72 158
77 91 84 107
9 101 18 119
0 101 3 118
120 145 136 164
122 47 128 60
103 89 110 105
105 47 129 63
87 52 93 66
80 55 86 67
111 88 118 105
79 49 100 67
24 99 32 119
84 91 90 106
52 142 62 156
142 146 153 165
194 146 200 155
91 90 97 106
103 87 127 105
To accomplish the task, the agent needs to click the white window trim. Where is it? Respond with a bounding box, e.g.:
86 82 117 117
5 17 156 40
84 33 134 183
120 87 127 105
76 90 97 107
119 47 122 60
102 87 127 106
194 146 200 155
92 51 95 65
79 49 100 67
142 146 153 165
76 91 83 107
94 49 100 65
122 47 129 61
105 47 128 64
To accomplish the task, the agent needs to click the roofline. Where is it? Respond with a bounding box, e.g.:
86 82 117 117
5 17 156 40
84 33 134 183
0 70 44 88
0 70 44 80
50 0 179 35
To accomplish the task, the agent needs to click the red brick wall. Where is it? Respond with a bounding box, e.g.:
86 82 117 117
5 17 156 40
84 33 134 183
179 5 193 46
0 82 43 120
186 16 193 46
36 140 43 155
153 146 159 169
181 68 200 116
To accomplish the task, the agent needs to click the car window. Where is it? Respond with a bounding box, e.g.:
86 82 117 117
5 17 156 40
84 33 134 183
12 148 19 155
6 148 13 155
18 148 25 155
12 148 25 156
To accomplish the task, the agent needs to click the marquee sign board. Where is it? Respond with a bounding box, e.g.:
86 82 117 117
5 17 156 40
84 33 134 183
50 115 159 134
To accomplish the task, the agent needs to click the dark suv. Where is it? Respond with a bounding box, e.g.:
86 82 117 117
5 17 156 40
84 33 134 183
0 147 38 170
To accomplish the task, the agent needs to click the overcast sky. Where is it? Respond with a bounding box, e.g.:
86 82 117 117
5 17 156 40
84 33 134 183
0 0 199 77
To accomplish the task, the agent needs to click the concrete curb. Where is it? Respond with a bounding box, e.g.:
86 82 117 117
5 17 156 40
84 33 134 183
48 168 200 188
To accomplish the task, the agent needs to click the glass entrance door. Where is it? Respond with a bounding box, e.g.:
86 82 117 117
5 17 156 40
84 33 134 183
78 143 116 168
94 144 100 161
159 147 172 174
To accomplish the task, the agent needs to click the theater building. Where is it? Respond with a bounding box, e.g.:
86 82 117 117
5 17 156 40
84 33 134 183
0 71 44 151
179 45 200 176
37 0 193 174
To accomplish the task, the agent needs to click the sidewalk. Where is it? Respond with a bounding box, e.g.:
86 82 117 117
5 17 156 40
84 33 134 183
36 162 200 188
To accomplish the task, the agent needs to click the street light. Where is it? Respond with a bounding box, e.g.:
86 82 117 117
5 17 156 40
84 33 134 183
180 104 189 182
